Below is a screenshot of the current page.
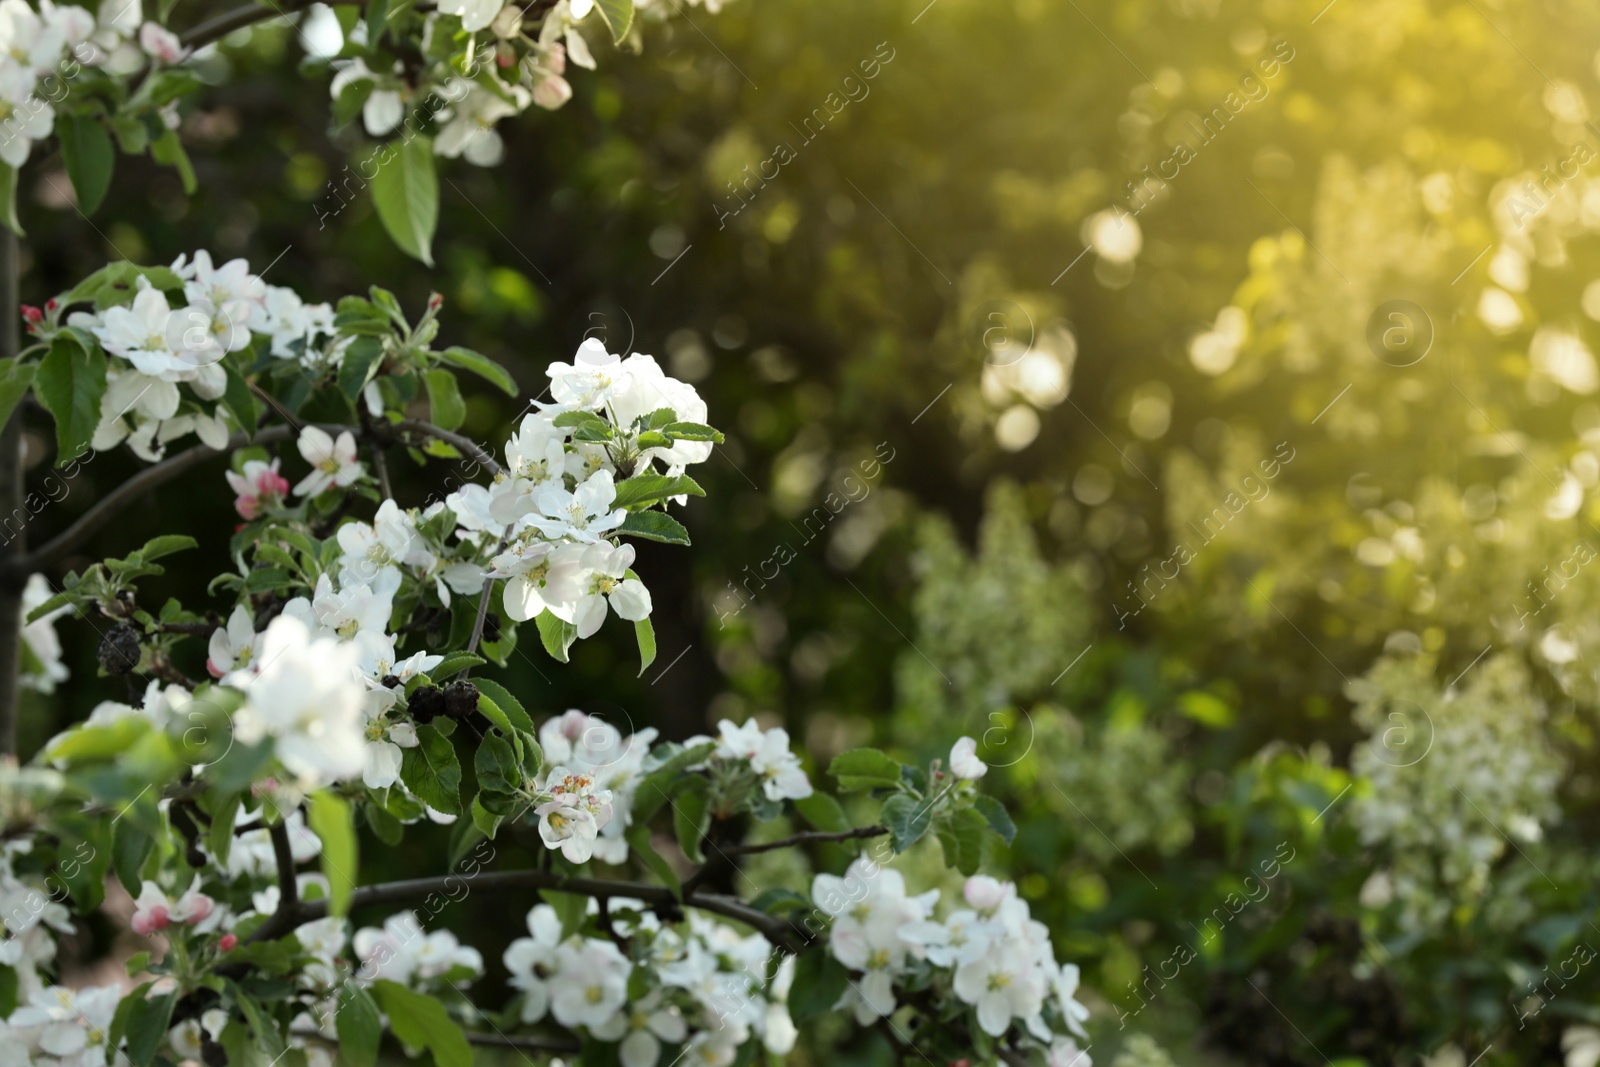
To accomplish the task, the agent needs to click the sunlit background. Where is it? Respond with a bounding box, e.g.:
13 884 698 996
21 0 1600 1062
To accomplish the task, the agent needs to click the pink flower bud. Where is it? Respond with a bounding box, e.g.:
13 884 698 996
533 74 572 111
219 933 238 952
19 305 42 327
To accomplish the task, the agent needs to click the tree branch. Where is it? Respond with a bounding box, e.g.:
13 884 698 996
463 1031 580 1053
720 825 887 857
277 868 808 951
9 425 298 575
250 817 303 943
178 0 320 50
392 419 501 477
0 228 23 755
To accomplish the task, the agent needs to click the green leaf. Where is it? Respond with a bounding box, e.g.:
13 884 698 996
439 346 516 395
661 421 725 442
222 362 258 438
0 361 34 432
471 678 535 734
1178 689 1237 729
544 889 588 938
35 333 106 464
150 127 196 195
626 823 682 897
618 511 690 545
631 742 716 823
828 748 904 792
122 990 176 1067
672 777 710 862
111 820 153 896
429 652 483 680
424 368 466 430
535 610 578 663
371 980 472 1067
333 77 376 127
634 613 656 676
0 163 21 235
789 949 850 1021
612 473 705 510
371 134 438 265
138 535 197 562
934 806 989 875
24 590 72 624
470 794 504 839
336 984 383 1067
400 723 463 814
339 335 386 401
207 793 241 869
58 113 115 215
474 730 521 794
794 793 852 834
595 0 633 41
881 793 932 852
307 791 359 917
972 794 1017 845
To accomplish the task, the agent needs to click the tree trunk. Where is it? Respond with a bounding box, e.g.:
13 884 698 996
0 228 24 757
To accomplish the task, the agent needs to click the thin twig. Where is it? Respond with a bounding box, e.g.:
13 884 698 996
719 825 888 857
250 817 303 942
178 0 319 49
463 1031 580 1053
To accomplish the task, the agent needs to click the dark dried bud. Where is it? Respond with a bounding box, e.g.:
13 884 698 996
380 674 401 690
444 680 479 719
201 1037 228 1067
481 612 501 644
97 624 142 675
409 685 446 724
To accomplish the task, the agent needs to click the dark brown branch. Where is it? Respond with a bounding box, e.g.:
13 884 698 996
273 868 807 951
392 419 502 477
249 818 303 943
464 1031 580 1053
179 0 320 50
720 825 887 857
9 424 298 574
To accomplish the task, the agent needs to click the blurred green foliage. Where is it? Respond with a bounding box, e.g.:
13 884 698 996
19 0 1600 1062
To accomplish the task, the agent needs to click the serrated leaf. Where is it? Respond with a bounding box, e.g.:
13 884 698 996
828 748 903 792
535 610 578 662
626 823 682 898
934 806 988 875
307 791 358 917
424 367 465 430
881 793 932 852
972 793 1016 845
400 722 462 814
789 949 849 1022
35 333 106 464
138 535 197 561
672 778 710 863
0 361 34 432
595 0 633 41
58 113 115 215
372 981 471 1067
793 792 852 834
438 346 516 395
618 510 690 545
336 984 382 1067
371 135 438 265
339 335 386 401
471 678 535 734
634 613 656 676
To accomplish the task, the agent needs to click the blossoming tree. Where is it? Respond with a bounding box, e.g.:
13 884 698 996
0 2 1091 1066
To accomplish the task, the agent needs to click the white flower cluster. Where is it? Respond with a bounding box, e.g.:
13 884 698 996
64 251 344 461
505 900 795 1067
706 719 813 802
535 709 656 863
353 910 484 989
524 712 814 867
331 0 736 167
813 865 1090 1062
1351 653 1564 932
448 337 713 634
0 0 156 170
